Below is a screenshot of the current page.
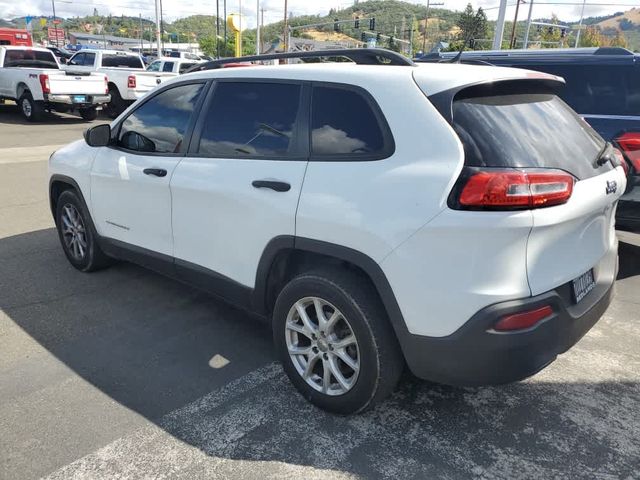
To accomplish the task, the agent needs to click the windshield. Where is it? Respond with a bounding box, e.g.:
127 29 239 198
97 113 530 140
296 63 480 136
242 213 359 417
101 54 144 69
4 50 58 69
452 84 609 180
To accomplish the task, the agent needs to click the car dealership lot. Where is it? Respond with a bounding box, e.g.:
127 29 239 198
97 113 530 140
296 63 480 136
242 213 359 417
1 109 639 479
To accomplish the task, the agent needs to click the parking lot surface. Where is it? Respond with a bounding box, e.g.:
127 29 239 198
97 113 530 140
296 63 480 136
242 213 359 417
1 107 639 479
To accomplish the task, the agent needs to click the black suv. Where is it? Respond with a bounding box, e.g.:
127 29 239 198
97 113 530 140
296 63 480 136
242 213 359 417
417 47 640 230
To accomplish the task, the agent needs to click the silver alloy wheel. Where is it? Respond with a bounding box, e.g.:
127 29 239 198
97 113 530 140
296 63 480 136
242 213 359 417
61 203 88 261
285 296 360 396
21 98 32 117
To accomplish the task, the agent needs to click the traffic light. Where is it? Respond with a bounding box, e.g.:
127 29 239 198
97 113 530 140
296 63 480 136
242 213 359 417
334 18 340 32
369 18 375 30
361 32 366 42
355 16 359 29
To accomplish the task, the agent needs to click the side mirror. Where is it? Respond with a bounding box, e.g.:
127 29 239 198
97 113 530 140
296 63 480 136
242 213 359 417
84 124 111 147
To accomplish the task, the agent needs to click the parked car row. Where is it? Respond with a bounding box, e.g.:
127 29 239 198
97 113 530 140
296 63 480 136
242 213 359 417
0 46 202 121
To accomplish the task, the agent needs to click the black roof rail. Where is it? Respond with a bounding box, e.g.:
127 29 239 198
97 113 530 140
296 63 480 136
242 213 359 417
185 48 415 73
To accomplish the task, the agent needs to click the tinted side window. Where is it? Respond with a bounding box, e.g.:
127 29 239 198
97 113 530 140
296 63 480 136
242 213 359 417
179 62 196 74
311 85 389 157
118 83 204 154
197 82 302 157
102 54 144 68
527 64 640 116
69 52 84 66
147 61 161 72
162 62 174 72
83 53 96 66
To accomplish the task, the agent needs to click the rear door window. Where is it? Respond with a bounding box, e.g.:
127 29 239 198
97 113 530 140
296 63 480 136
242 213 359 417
310 85 392 159
162 62 174 72
452 82 608 179
196 81 304 158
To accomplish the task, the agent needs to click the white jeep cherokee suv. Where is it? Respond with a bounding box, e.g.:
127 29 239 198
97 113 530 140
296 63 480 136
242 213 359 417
48 50 626 414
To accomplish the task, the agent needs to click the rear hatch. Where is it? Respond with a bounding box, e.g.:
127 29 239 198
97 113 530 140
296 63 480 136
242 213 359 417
434 78 626 297
48 70 107 95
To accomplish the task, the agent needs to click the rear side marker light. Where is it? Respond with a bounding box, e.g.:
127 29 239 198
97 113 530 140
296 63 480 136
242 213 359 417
615 132 640 173
458 169 574 209
493 305 554 332
39 74 50 94
127 75 136 89
104 75 109 94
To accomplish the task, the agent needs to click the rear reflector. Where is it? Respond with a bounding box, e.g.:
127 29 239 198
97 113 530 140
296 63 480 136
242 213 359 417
615 132 640 173
494 305 554 332
127 75 136 89
39 74 50 94
458 169 574 210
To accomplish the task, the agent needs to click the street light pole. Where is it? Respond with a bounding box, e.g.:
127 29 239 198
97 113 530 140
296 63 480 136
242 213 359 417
283 0 288 52
509 0 523 49
574 0 586 48
523 0 534 49
216 0 220 58
256 0 260 55
492 0 508 49
154 0 162 57
51 0 58 46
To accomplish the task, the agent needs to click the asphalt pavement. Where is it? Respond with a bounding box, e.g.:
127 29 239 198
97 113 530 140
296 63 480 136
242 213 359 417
1 103 639 480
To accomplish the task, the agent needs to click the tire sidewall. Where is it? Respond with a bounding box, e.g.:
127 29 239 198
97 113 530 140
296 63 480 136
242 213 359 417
79 108 98 121
55 190 99 272
273 274 382 414
19 93 34 121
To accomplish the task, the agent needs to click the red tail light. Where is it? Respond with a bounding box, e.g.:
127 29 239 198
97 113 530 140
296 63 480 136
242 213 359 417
457 169 574 210
39 74 50 94
493 305 554 332
127 75 136 89
104 75 109 94
615 132 640 173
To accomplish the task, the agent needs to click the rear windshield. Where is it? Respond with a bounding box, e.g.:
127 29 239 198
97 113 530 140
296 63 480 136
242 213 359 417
452 84 609 180
101 54 144 69
4 49 58 68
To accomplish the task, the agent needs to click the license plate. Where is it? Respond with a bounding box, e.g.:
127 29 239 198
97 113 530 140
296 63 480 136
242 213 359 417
572 269 596 304
72 95 86 103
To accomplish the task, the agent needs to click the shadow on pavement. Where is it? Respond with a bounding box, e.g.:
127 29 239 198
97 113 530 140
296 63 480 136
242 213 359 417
0 102 109 126
617 238 640 280
1 228 639 479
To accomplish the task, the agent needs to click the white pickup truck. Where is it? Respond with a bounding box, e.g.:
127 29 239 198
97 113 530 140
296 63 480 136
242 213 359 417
0 46 110 121
146 57 202 74
65 49 177 117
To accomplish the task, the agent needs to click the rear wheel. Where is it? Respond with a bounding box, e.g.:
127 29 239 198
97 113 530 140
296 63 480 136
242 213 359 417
18 92 44 122
273 269 404 414
55 190 112 272
104 86 127 119
79 107 98 121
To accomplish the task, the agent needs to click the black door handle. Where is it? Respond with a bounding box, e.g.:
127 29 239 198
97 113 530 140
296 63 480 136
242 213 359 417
143 168 167 177
252 180 291 192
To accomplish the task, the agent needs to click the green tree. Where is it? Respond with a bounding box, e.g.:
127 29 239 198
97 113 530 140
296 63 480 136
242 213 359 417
453 4 487 51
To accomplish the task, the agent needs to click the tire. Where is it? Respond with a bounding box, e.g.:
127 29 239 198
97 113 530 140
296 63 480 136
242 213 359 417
18 91 44 122
273 268 404 414
55 190 112 272
79 107 98 121
104 86 127 119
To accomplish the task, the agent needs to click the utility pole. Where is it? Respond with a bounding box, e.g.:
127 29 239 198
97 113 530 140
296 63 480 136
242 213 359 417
256 0 260 55
523 0 534 49
224 0 227 54
492 0 508 49
421 0 443 54
139 13 143 52
283 0 288 52
159 0 165 53
216 0 220 57
238 0 242 55
50 0 59 47
260 7 265 53
154 0 161 57
574 0 586 48
509 0 523 49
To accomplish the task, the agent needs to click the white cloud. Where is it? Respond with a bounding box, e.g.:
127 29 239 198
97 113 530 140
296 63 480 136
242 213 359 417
0 0 633 28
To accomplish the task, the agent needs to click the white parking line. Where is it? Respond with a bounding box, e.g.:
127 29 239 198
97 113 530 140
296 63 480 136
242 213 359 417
0 145 65 165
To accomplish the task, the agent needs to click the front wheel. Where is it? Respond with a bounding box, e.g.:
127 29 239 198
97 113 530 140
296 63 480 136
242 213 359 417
55 190 112 272
273 269 404 414
79 107 98 121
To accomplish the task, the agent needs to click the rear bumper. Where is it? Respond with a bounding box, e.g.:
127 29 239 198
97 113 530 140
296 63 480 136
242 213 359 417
45 94 111 106
402 259 617 386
